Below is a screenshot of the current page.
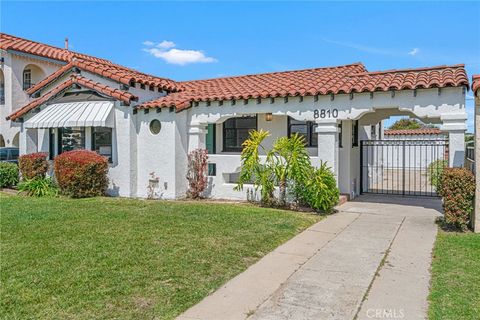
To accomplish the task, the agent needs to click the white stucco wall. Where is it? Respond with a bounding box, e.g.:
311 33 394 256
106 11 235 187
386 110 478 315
0 51 62 147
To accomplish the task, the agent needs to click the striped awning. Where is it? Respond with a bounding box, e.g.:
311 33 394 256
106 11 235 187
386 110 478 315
25 101 114 128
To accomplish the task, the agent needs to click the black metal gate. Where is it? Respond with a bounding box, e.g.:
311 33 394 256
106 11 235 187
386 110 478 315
360 140 449 196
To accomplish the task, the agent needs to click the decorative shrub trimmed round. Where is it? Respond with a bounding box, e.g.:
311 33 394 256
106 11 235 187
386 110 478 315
149 119 161 135
18 152 49 180
54 150 109 198
0 162 19 188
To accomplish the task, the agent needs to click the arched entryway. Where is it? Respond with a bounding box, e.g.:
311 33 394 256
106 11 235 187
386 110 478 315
356 109 448 197
12 132 19 147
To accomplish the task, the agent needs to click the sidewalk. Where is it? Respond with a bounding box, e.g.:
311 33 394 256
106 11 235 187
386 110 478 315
177 195 441 320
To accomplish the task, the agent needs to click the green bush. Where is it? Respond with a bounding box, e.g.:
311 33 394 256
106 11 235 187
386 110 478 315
236 130 339 212
18 152 48 180
428 159 448 191
440 168 475 231
0 162 19 188
54 150 109 198
295 162 339 213
17 177 58 197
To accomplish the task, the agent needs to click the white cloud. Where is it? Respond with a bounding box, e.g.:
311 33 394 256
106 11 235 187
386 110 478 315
157 40 176 49
142 40 155 46
408 48 420 56
142 41 217 65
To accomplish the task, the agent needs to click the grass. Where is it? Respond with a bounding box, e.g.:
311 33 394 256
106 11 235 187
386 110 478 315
0 193 320 320
428 230 480 319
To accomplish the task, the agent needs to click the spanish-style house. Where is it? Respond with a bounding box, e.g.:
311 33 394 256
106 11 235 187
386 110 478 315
0 33 470 199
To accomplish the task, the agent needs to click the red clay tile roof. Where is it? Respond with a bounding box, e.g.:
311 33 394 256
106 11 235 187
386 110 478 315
473 75 480 94
7 74 137 121
384 128 443 135
2 33 470 115
1 33 179 91
138 64 469 111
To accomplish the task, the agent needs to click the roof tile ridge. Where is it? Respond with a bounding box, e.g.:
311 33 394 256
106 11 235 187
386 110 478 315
178 62 366 84
351 64 466 77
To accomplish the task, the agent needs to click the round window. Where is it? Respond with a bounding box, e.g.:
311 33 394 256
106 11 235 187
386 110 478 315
149 119 161 135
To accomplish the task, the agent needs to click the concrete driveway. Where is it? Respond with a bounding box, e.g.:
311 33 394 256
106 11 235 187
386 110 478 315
178 195 442 320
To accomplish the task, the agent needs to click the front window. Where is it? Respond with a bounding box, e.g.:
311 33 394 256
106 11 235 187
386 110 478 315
58 127 85 154
223 116 257 152
23 69 32 90
0 82 4 104
92 127 112 161
288 117 317 147
352 120 359 147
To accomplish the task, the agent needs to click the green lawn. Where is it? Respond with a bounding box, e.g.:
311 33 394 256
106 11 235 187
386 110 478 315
0 193 320 320
429 230 480 319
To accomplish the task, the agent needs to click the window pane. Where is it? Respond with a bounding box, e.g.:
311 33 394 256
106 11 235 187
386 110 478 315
311 124 318 147
223 116 257 151
93 127 112 161
60 127 85 153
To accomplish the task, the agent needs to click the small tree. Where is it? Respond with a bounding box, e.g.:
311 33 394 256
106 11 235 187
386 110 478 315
389 118 423 130
186 149 209 199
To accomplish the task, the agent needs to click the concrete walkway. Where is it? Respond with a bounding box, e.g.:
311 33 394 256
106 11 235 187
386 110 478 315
177 195 441 320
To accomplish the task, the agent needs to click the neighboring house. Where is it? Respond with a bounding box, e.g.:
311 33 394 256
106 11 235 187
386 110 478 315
473 75 479 233
381 128 448 168
1 33 469 200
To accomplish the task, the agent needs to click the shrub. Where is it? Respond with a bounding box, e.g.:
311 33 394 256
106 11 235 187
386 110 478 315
17 177 58 197
428 159 448 191
18 152 49 180
236 130 339 211
54 150 109 198
186 149 208 199
0 162 19 188
440 168 475 231
295 162 339 213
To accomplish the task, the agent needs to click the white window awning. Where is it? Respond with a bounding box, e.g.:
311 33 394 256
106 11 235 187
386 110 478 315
25 101 115 129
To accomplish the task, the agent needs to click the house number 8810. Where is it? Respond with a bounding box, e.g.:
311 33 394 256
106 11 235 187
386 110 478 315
314 109 339 119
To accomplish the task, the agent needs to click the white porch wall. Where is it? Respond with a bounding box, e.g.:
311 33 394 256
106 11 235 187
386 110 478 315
106 103 137 197
134 109 187 199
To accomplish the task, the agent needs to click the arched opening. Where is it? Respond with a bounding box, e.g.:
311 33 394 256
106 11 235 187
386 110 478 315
0 134 5 147
356 109 447 197
22 64 46 91
12 132 19 147
0 68 4 104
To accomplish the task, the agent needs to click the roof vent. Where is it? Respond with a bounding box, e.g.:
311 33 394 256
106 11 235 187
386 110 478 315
64 38 69 50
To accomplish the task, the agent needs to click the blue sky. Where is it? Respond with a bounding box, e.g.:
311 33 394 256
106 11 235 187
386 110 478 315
2 1 479 131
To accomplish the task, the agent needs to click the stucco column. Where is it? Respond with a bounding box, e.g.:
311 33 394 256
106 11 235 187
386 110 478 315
188 122 207 152
315 119 339 184
20 127 38 154
441 113 467 167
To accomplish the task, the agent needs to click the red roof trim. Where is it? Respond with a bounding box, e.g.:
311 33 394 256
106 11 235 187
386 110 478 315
384 128 444 135
139 64 469 112
473 75 480 94
7 75 137 121
1 32 180 92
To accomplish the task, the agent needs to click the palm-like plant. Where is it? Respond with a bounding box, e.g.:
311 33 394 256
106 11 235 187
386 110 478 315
235 130 275 204
269 134 311 205
235 129 312 206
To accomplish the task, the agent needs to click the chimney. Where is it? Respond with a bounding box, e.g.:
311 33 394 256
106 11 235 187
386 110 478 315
65 38 69 50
